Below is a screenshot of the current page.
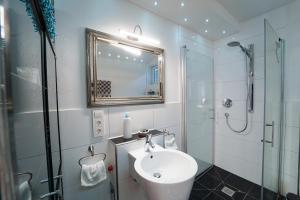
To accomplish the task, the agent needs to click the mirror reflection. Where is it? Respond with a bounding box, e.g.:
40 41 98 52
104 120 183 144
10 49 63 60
96 40 161 98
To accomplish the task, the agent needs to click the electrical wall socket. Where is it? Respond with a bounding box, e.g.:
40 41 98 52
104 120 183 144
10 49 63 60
92 110 105 137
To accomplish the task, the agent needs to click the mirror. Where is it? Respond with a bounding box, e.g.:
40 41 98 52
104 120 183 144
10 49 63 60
86 29 165 107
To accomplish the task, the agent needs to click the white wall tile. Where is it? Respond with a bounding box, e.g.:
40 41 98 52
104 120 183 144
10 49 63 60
14 112 46 159
282 150 299 177
158 125 182 150
215 100 264 123
60 109 109 150
283 126 300 153
215 118 264 144
215 81 248 101
108 105 154 138
154 103 181 129
281 174 298 195
62 141 111 200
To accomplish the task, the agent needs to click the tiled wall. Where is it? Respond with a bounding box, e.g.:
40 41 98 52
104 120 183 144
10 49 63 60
213 1 300 194
55 0 212 199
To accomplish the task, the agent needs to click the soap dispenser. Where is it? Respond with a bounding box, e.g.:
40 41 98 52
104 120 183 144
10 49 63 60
123 112 132 139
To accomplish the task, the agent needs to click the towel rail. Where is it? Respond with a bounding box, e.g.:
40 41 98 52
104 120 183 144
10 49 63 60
78 145 106 167
17 172 33 183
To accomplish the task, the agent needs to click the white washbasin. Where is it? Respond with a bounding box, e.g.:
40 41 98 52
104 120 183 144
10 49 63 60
134 149 198 200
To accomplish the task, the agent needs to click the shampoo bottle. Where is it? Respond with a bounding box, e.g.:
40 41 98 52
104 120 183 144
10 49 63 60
123 112 132 139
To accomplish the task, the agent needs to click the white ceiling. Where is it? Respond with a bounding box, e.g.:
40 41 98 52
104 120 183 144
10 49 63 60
216 0 295 22
127 0 294 41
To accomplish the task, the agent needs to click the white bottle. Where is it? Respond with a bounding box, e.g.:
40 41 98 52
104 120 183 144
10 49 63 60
123 112 132 139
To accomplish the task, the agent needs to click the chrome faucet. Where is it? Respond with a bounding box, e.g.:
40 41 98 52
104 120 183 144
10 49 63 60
143 133 155 152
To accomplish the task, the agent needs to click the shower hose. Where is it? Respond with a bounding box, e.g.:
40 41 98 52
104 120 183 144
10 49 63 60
225 53 251 134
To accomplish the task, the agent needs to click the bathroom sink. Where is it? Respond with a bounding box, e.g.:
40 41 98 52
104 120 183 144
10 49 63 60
134 149 198 200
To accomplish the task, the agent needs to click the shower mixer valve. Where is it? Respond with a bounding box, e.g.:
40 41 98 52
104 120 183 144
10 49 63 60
223 98 233 108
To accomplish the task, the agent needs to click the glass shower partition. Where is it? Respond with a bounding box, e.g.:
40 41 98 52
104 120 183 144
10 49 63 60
182 46 214 175
2 0 63 199
262 19 285 199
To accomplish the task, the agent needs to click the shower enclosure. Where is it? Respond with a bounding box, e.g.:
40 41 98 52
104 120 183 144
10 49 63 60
262 19 286 198
181 46 214 175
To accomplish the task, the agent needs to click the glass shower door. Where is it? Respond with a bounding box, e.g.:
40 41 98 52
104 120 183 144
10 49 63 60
262 19 284 199
183 47 214 175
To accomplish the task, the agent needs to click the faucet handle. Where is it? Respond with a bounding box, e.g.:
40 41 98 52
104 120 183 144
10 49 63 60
162 129 169 134
138 132 151 138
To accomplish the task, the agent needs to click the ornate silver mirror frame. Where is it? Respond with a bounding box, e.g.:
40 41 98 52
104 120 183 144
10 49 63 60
86 28 165 107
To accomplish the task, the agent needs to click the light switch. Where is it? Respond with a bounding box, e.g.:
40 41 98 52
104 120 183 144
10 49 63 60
92 110 105 137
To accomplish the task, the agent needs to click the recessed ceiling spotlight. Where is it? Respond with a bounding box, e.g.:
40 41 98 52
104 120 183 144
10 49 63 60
108 53 112 57
181 2 185 7
133 58 137 61
184 18 188 22
117 55 120 58
98 51 101 55
205 29 208 33
154 1 158 6
222 30 226 34
140 59 144 63
205 19 209 23
125 56 129 60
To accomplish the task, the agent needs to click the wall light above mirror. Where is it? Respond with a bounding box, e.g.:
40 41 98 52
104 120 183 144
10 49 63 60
119 25 160 45
86 28 165 107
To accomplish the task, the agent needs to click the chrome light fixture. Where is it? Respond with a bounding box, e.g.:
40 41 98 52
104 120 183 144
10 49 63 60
119 25 160 46
97 37 142 56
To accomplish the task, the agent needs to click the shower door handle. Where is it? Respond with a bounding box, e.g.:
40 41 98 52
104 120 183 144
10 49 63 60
261 121 274 147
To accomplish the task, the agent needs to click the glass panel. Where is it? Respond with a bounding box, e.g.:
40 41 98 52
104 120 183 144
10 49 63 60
46 38 63 198
7 0 49 199
262 19 283 199
186 49 214 175
0 2 16 198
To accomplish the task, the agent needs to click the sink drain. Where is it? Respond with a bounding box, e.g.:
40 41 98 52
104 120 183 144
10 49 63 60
153 172 161 178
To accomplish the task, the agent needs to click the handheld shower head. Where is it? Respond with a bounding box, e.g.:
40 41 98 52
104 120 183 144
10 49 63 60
227 41 241 47
227 41 251 57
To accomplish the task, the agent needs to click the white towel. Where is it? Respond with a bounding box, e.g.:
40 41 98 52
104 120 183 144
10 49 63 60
164 134 178 150
18 181 32 200
81 160 107 187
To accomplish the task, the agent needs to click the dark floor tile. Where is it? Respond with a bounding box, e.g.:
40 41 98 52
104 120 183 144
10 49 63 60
192 181 204 189
248 184 280 200
215 184 247 200
244 195 257 200
263 188 279 200
224 173 254 193
190 181 211 199
208 166 231 182
204 192 226 200
248 184 261 199
286 193 300 200
197 173 221 190
189 185 211 200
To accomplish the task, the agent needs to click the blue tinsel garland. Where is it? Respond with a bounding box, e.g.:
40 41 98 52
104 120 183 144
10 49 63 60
20 0 56 40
